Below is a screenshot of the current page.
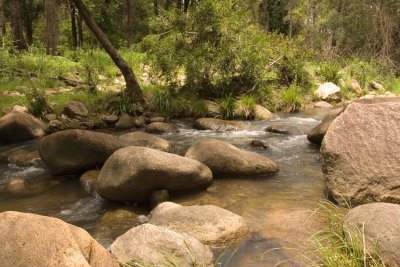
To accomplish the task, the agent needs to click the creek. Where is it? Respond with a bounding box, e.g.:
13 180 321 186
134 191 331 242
0 108 331 267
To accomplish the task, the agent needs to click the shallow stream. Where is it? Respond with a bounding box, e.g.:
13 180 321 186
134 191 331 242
0 108 331 267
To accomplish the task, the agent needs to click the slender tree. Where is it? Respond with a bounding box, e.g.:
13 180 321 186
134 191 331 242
71 0 144 102
153 0 158 15
69 1 78 49
45 0 58 55
262 0 270 32
126 0 134 45
10 0 27 50
0 0 6 35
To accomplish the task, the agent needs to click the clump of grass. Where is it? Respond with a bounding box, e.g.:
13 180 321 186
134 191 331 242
320 64 343 85
279 84 303 112
385 78 400 95
236 95 256 120
309 200 385 267
217 94 236 120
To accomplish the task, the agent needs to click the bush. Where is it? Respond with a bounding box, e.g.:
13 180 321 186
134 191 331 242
23 88 51 117
320 64 343 84
217 95 236 120
279 84 304 112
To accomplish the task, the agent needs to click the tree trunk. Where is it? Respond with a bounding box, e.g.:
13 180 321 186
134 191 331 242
153 0 158 15
10 0 27 50
70 1 78 49
262 0 270 32
71 0 144 102
77 14 83 46
126 0 134 46
183 0 189 12
45 0 58 55
0 0 6 35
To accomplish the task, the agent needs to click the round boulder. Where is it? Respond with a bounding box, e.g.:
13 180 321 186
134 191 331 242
149 202 250 247
38 129 128 175
110 224 213 267
63 101 88 118
193 118 246 131
95 146 212 203
321 100 400 205
0 111 46 143
119 131 172 152
0 211 118 267
145 122 179 134
307 108 343 145
344 203 400 266
185 139 278 177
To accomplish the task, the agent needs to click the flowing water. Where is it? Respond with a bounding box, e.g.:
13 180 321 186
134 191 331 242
0 108 332 266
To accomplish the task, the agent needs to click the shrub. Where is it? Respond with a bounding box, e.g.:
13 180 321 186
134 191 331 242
320 64 343 84
236 95 256 120
23 88 51 117
279 84 303 112
217 95 236 120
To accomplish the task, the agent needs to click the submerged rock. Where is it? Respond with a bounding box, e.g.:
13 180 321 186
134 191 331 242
344 203 400 267
0 111 46 143
265 125 305 135
193 118 246 132
119 131 172 152
0 211 118 267
321 99 400 205
185 139 278 177
149 202 250 247
110 224 213 267
145 122 179 134
307 108 343 145
95 146 212 203
38 129 128 175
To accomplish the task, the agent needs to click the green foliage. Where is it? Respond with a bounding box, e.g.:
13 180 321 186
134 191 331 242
142 0 286 98
310 200 385 267
236 95 256 120
385 78 400 95
23 88 51 117
217 95 236 120
320 64 343 84
279 84 304 112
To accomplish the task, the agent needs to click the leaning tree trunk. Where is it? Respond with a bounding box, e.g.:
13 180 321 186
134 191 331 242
10 0 27 50
71 0 144 103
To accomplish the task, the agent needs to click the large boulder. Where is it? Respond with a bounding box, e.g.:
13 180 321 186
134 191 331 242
145 122 179 134
344 203 400 267
110 224 213 267
193 118 246 131
119 131 172 152
314 82 341 99
307 108 344 145
0 211 118 267
38 129 128 175
149 202 250 247
255 105 274 120
95 146 212 203
63 101 88 118
321 100 400 205
0 111 46 143
185 139 278 177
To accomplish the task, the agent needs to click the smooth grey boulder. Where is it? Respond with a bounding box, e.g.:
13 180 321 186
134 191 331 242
0 111 46 143
63 101 88 118
344 203 400 267
307 108 343 145
95 146 212 203
185 139 278 177
321 99 400 205
0 211 118 267
38 129 128 175
145 122 179 134
193 118 246 131
149 202 250 247
119 131 172 152
110 224 213 267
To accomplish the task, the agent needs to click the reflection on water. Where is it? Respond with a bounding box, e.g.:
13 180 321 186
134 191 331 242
0 109 329 266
